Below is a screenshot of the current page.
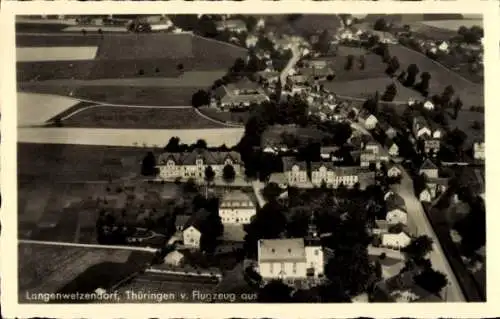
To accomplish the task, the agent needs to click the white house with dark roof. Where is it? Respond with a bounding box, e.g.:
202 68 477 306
381 231 411 250
212 78 269 110
387 164 402 178
311 163 375 189
156 149 243 181
388 142 399 157
473 141 485 160
385 193 407 225
413 116 431 140
359 111 379 130
181 209 212 249
419 188 432 203
424 138 440 155
419 159 438 179
423 100 435 111
218 190 256 225
282 157 309 186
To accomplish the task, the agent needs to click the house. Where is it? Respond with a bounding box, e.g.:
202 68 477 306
256 18 265 30
388 142 399 157
257 70 280 86
219 190 256 225
385 193 407 225
419 159 438 179
387 164 402 178
258 219 324 280
245 34 259 48
365 141 380 154
212 78 269 110
438 41 449 53
385 126 398 140
373 220 389 235
310 163 374 189
163 250 185 267
274 38 294 51
358 111 379 131
282 157 309 186
419 188 432 203
305 59 328 69
473 141 485 160
215 19 247 33
373 270 443 302
369 30 398 44
268 172 288 189
424 138 440 156
413 116 431 140
360 150 377 168
156 149 243 181
425 177 449 199
423 101 435 110
381 231 411 250
181 209 212 249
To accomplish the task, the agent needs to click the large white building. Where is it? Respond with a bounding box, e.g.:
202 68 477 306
257 216 324 281
219 190 256 225
156 149 243 181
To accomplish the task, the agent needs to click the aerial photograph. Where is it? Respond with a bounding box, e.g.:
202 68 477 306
17 13 485 303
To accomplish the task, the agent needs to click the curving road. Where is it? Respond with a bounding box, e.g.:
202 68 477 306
280 44 301 88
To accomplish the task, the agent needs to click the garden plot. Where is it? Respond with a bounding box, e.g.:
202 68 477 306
17 92 81 125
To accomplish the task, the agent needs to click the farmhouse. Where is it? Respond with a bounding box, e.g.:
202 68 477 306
413 116 431 140
423 101 435 111
218 190 256 225
388 142 399 157
156 149 243 181
163 250 185 267
215 19 247 33
381 231 411 250
438 41 450 53
258 221 324 281
424 138 440 156
425 177 449 199
385 193 407 225
181 209 212 249
359 111 378 130
213 78 269 110
387 164 402 178
419 188 432 203
419 159 438 179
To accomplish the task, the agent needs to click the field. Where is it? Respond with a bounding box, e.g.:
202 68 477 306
325 52 388 82
17 46 99 62
16 33 246 81
19 126 245 147
388 44 483 107
62 106 226 129
18 143 152 183
264 14 342 36
18 243 154 302
322 77 417 102
17 92 80 125
419 19 483 31
446 110 484 149
18 179 181 243
197 107 249 126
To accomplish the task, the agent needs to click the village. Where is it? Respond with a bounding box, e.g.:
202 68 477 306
16 14 485 303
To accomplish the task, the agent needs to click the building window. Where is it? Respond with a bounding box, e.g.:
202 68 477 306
270 263 274 273
315 249 319 256
292 262 297 274
281 262 285 271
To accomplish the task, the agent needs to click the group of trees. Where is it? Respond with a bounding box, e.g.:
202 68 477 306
344 55 365 71
457 25 484 45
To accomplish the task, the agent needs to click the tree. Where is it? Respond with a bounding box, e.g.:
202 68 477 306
415 71 431 95
402 235 433 260
381 83 397 102
177 63 184 71
373 18 387 31
404 64 420 86
141 151 157 176
345 54 354 71
332 122 353 146
386 56 400 76
195 139 208 149
191 90 210 108
452 96 463 119
81 29 87 36
222 164 236 184
397 71 407 83
359 55 366 70
258 280 293 302
316 29 333 54
164 136 180 152
414 268 448 296
262 182 282 202
440 85 455 107
363 93 379 114
231 57 246 74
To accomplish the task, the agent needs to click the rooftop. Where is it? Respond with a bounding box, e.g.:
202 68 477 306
258 238 306 262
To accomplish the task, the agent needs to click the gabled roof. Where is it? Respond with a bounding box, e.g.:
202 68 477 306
215 19 247 30
220 190 255 206
320 145 340 154
311 161 335 171
258 238 307 262
419 158 438 171
158 149 242 166
183 209 212 233
175 214 191 229
386 193 406 212
282 157 307 171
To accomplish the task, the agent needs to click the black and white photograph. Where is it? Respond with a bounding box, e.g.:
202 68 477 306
12 12 487 306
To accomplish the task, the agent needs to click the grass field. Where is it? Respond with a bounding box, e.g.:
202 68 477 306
419 19 483 31
18 143 152 183
17 33 246 81
388 44 483 107
18 92 81 125
322 77 417 102
446 110 484 149
19 243 154 302
197 107 249 126
325 52 388 82
18 179 181 244
62 106 226 129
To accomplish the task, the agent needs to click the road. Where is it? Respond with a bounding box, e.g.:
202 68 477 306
19 239 158 253
279 44 301 88
350 120 465 301
392 169 465 302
